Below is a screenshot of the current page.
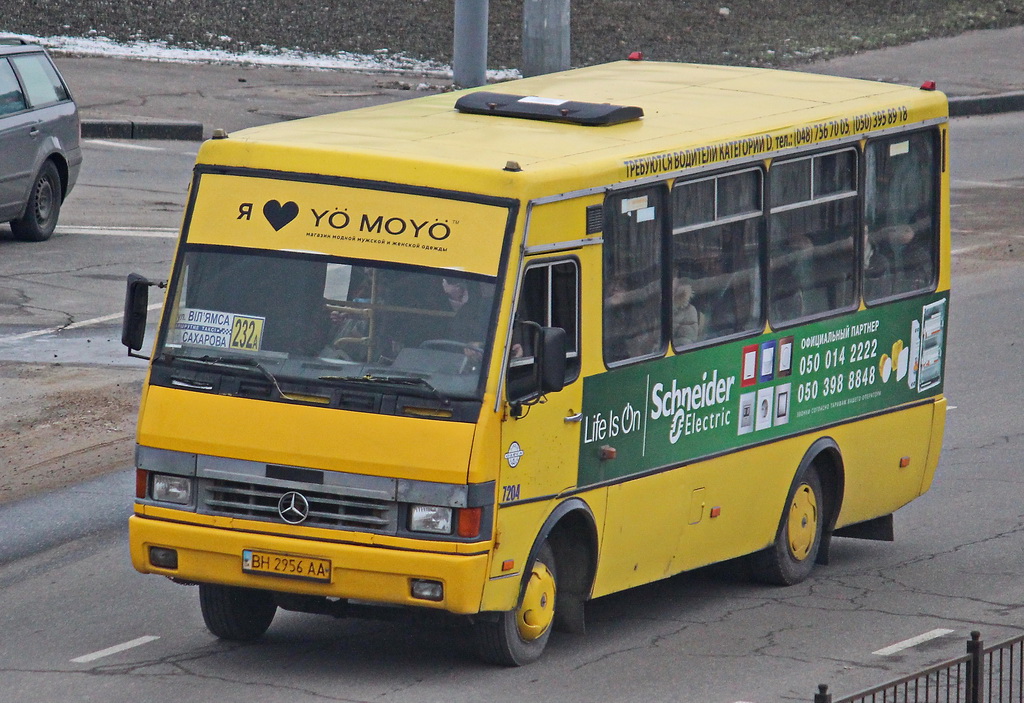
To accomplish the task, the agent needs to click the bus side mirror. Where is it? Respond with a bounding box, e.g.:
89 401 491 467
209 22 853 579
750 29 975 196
508 323 566 414
537 326 567 394
122 273 165 358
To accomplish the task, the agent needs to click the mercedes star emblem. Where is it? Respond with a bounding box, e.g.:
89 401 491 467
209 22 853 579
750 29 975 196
278 491 310 524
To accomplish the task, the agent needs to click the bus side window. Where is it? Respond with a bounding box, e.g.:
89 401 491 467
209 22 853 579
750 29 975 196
604 186 666 365
670 169 763 348
863 130 938 302
507 260 580 399
768 149 858 325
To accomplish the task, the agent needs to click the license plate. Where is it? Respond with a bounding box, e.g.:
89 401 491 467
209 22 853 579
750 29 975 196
242 549 332 583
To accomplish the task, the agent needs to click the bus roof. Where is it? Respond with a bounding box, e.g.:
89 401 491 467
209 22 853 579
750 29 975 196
200 61 948 194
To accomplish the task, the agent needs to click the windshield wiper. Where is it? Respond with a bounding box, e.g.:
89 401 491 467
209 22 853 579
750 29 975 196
319 373 449 403
168 352 294 399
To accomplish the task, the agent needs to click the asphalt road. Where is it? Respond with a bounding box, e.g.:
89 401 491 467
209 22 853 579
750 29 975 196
0 113 1021 701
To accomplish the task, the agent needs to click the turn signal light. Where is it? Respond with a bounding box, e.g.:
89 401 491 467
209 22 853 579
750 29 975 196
457 507 483 538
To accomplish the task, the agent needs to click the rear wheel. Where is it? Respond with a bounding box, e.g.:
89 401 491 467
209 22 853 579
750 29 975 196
475 541 557 666
750 466 824 585
11 161 61 242
198 584 277 641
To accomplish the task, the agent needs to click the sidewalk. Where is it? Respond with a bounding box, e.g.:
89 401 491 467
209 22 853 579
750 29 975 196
54 25 1024 140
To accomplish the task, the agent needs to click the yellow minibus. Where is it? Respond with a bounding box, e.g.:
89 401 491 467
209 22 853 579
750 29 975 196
123 59 949 665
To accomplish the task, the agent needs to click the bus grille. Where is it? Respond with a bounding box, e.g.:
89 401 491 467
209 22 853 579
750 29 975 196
199 478 396 532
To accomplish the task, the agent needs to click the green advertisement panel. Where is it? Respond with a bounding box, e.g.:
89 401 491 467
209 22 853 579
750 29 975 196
578 293 948 487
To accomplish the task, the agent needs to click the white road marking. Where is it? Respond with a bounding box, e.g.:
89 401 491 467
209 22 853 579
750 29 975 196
873 628 955 656
56 225 178 238
952 179 1024 190
0 303 163 343
951 238 1024 256
84 139 166 152
71 635 160 663
952 243 996 256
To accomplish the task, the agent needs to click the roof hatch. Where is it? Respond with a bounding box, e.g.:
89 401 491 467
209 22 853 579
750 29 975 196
454 91 643 126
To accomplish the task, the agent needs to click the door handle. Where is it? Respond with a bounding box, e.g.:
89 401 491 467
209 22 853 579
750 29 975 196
564 412 583 423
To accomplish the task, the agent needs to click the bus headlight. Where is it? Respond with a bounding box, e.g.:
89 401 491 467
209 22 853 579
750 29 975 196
151 474 193 505
409 505 453 534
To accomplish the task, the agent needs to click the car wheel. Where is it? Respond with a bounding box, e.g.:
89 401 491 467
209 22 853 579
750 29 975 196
11 161 62 242
198 584 277 641
474 541 557 666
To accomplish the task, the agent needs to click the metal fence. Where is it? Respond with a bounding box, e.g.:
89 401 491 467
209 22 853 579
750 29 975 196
814 631 1024 703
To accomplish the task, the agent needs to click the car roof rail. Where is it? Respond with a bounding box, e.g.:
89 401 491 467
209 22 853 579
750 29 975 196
0 37 32 46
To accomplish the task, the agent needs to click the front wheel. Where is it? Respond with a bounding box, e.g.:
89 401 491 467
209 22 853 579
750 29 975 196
474 541 557 666
11 161 62 242
198 584 277 641
750 466 824 585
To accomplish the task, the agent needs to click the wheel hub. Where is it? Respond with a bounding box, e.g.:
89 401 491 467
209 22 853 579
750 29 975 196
787 483 818 561
516 560 556 641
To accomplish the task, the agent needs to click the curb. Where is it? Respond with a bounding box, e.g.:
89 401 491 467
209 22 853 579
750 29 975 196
948 91 1024 117
81 119 204 141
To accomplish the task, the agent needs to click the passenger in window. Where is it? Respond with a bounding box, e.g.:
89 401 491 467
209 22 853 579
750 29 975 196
324 274 373 360
672 278 700 346
770 226 814 321
605 274 661 358
864 216 933 299
687 228 758 337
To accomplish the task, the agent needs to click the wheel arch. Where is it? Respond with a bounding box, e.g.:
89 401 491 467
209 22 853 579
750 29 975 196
802 437 845 530
47 152 70 200
798 436 846 564
524 497 598 633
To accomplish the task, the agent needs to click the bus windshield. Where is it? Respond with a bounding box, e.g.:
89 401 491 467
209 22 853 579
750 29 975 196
156 247 497 401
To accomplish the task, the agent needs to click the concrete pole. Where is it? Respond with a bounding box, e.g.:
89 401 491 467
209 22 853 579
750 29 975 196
522 0 570 77
453 0 488 88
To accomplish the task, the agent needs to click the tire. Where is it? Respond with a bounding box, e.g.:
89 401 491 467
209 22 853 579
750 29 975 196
474 541 557 666
198 584 277 641
11 161 62 242
750 466 824 586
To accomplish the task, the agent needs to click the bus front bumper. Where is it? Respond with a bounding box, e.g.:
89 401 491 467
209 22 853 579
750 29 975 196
129 515 489 614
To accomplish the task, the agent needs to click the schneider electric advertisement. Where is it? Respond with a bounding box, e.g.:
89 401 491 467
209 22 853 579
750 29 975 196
578 294 947 486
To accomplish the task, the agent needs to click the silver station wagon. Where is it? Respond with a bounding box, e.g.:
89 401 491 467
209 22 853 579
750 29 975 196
0 38 82 241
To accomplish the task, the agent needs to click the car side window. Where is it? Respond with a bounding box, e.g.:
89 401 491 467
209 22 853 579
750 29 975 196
0 58 27 115
11 53 69 108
